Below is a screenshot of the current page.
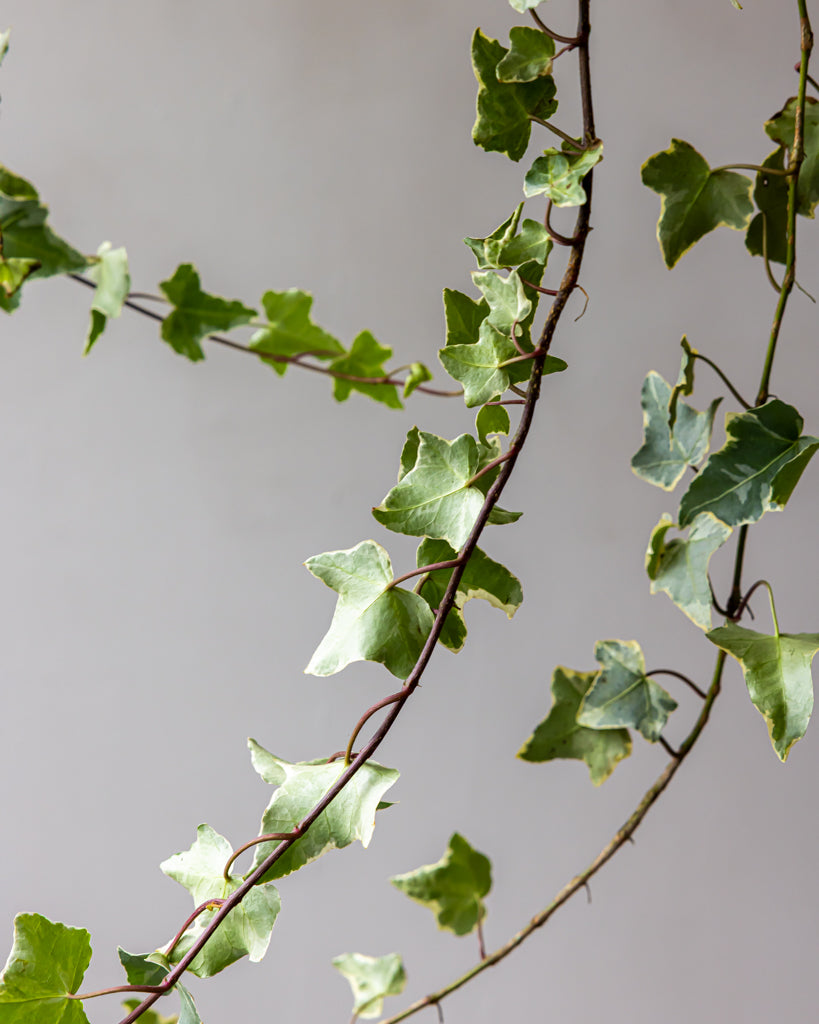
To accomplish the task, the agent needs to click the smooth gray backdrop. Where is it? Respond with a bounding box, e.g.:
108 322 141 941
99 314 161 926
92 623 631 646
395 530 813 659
2 1 817 1021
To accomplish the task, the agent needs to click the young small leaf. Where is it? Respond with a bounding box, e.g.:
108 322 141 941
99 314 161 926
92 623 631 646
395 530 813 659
523 142 603 207
631 371 720 490
496 26 555 83
707 624 819 761
641 139 754 267
305 539 434 678
84 242 130 354
391 833 491 936
159 263 256 361
328 330 402 408
518 666 632 785
249 287 343 375
765 96 819 217
403 362 433 397
332 952 406 1021
578 640 678 742
678 400 819 528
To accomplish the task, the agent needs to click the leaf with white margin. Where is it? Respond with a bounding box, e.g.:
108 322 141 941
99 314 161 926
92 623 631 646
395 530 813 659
523 142 603 207
332 953 406 1020
84 242 130 354
496 26 555 83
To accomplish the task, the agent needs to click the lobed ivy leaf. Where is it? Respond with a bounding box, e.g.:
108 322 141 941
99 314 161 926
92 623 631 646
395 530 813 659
416 538 522 653
84 241 130 354
523 142 604 207
745 149 789 265
443 288 488 347
160 824 281 978
332 953 406 1021
403 362 433 398
476 404 510 444
496 26 555 83
578 640 678 743
0 913 92 1023
248 739 399 881
678 400 819 528
158 263 256 362
328 330 402 408
472 29 558 163
645 513 733 631
305 539 433 678
391 833 491 936
707 623 819 761
472 268 532 336
631 371 721 490
249 287 343 375
117 952 200 1024
668 336 697 431
765 96 819 217
641 139 754 267
518 666 632 784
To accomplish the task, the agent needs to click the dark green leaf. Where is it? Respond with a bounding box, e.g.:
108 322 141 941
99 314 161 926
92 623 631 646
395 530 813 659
442 288 488 347
668 336 697 431
391 833 491 936
745 149 789 265
248 740 399 881
249 288 343 375
496 26 555 83
523 142 603 207
328 330 401 408
84 242 130 354
332 953 406 1021
159 264 256 361
631 371 721 490
765 96 819 216
518 666 632 785
404 362 433 397
641 139 754 267
0 258 38 300
707 623 819 760
678 400 819 528
476 404 510 444
304 539 433 678
472 29 558 162
578 640 678 742
0 913 91 1023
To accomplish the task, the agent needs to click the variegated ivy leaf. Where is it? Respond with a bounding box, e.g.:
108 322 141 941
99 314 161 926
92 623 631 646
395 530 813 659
332 953 406 1021
328 330 402 409
668 336 697 430
118 950 200 1023
403 362 433 397
523 142 603 207
475 404 510 444
249 287 343 375
159 263 256 362
496 26 555 83
443 288 489 347
465 204 553 270
84 241 130 354
508 0 549 13
765 96 819 217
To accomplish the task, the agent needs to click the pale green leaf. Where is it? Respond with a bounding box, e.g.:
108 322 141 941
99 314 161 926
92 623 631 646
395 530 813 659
472 268 531 336
332 953 406 1021
472 29 558 162
745 149 789 265
159 264 256 362
765 96 819 217
508 0 548 13
578 640 678 742
0 913 91 1023
631 371 721 490
707 623 819 760
84 242 130 354
249 288 343 375
678 400 819 528
329 330 402 408
496 26 555 83
248 740 399 881
465 206 553 272
518 666 631 785
391 833 491 936
523 142 603 207
641 139 754 267
398 426 421 481
404 362 433 397
646 513 732 631
476 404 510 444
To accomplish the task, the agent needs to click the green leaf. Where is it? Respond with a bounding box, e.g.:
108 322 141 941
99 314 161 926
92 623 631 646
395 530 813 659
398 426 421 481
707 623 819 761
500 218 553 267
476 404 510 444
765 96 819 217
248 739 399 881
332 953 406 1021
0 913 92 1023
0 29 9 67
668 336 697 431
416 539 522 653
472 436 523 525
465 204 522 269
578 640 678 742
745 149 789 265
496 26 555 83
120 1001 177 1024
442 288 488 347
631 371 721 490
84 242 130 354
523 142 603 207
0 259 38 300
328 330 402 408
0 167 37 202
678 400 819 528
158 263 256 362
404 362 433 398
645 513 733 631
641 139 754 267
391 833 491 936
249 288 343 375
472 29 558 163
304 539 434 678
117 954 198 1024
518 666 632 785
160 824 281 978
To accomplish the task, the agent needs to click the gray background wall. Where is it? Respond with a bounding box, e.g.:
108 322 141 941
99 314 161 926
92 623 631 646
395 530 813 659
1 1 817 1021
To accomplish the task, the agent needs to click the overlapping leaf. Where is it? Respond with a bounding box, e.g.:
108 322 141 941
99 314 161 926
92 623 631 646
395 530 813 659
646 513 732 631
496 26 555 83
443 288 489 347
464 203 553 270
578 640 677 742
641 139 754 267
631 371 720 490
476 404 510 444
159 263 256 361
328 330 402 408
745 149 789 265
668 336 697 430
84 242 130 354
120 1001 177 1024
249 287 343 374
765 96 819 217
0 913 92 1023
332 953 406 1020
518 666 632 785
391 833 491 936
678 400 819 528
247 739 399 881
160 824 281 978
118 950 200 1024
523 143 603 207
305 539 433 678
707 623 819 761
472 29 557 162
